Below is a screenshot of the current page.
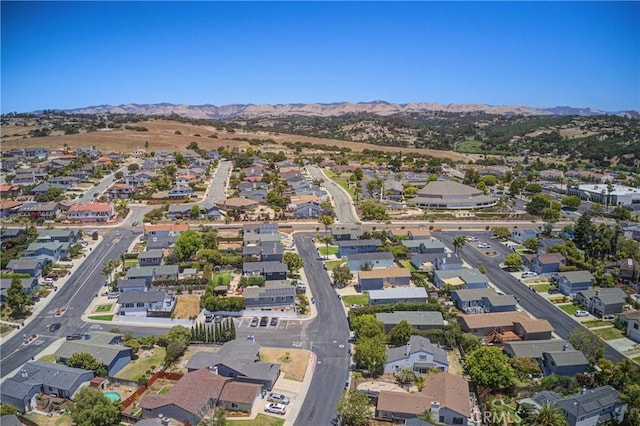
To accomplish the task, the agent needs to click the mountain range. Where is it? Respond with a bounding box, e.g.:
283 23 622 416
56 101 639 119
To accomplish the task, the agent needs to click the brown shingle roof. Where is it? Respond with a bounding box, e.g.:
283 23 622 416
517 319 554 334
376 391 430 415
359 268 412 280
458 311 530 330
219 381 261 405
421 372 471 418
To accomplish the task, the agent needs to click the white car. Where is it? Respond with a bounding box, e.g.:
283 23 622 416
267 392 290 405
43 278 55 284
574 310 589 317
521 271 538 278
264 403 286 415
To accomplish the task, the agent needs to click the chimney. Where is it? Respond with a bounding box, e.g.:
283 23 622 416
563 343 569 351
430 401 440 418
162 417 171 426
405 343 411 357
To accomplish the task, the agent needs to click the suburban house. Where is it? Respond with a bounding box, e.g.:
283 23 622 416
556 386 627 426
410 252 463 272
619 311 640 343
337 239 383 257
458 312 553 343
575 288 627 317
0 362 93 412
619 258 639 282
376 372 471 425
108 184 136 199
243 242 284 262
376 311 445 333
139 369 261 426
186 339 281 390
146 236 178 251
537 239 566 254
53 331 131 377
144 223 190 239
0 278 38 302
242 261 287 281
244 283 296 308
5 258 45 278
36 229 79 244
510 228 539 244
556 271 595 296
67 203 116 223
347 252 395 273
0 184 21 198
16 202 60 219
368 287 428 305
541 349 589 377
0 201 23 218
116 278 149 294
433 268 489 290
503 340 574 360
331 228 364 241
358 268 412 291
117 290 176 317
138 250 164 266
384 335 449 374
450 288 517 313
418 239 447 254
167 202 221 220
22 241 64 263
530 253 566 275
168 186 194 200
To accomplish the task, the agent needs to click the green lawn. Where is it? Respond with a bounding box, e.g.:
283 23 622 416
400 260 417 272
325 260 345 270
319 246 338 256
124 259 139 269
212 272 232 286
159 386 171 395
592 327 625 340
531 284 550 293
38 354 56 363
88 314 114 321
559 304 578 315
455 138 484 154
228 414 284 426
342 294 369 307
634 356 640 364
115 347 166 381
583 320 612 328
96 304 113 312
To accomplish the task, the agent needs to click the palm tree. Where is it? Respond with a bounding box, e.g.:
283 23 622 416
523 403 568 426
319 234 333 260
453 235 467 255
319 214 335 235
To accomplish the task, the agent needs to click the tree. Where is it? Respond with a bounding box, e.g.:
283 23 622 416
522 238 540 252
394 366 416 386
572 213 594 250
210 406 227 426
319 214 335 234
190 205 201 218
522 403 568 426
561 195 581 209
620 383 640 426
336 389 370 426
6 277 29 317
46 186 63 201
526 193 555 217
510 356 541 379
164 341 187 366
174 230 204 261
611 205 631 221
332 264 353 288
166 325 191 345
504 253 523 270
463 168 480 185
491 226 510 240
354 336 386 376
283 252 303 274
465 346 516 390
388 320 412 347
127 163 139 172
70 386 120 426
351 314 385 340
66 352 108 377
360 200 388 220
453 235 467 255
568 328 605 363
0 404 18 416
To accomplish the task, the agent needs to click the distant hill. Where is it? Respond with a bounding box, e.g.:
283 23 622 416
55 101 640 119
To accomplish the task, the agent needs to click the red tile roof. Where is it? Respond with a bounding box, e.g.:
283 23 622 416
68 203 113 213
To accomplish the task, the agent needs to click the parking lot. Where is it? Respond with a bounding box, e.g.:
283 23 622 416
236 316 301 330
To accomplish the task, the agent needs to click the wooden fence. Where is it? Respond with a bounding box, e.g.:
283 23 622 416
120 371 184 410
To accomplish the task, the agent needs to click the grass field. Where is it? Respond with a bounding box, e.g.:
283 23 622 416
173 294 201 319
124 259 139 269
531 284 550 293
319 246 338 256
38 354 57 363
115 347 166 381
583 320 612 328
96 304 113 312
228 414 284 426
259 348 310 382
455 138 484 153
400 260 416 272
88 314 114 321
325 260 345 270
634 356 640 364
559 304 578 315
342 294 369 306
212 272 232 286
592 327 625 340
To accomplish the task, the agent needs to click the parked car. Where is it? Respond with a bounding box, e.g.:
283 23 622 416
250 317 259 327
66 334 82 341
548 287 560 294
260 316 269 327
267 392 290 405
204 315 214 323
264 403 286 415
43 278 55 284
575 310 589 317
270 317 278 327
107 292 119 299
49 322 61 332
522 271 538 278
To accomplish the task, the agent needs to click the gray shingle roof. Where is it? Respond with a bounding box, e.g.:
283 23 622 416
242 261 287 274
346 252 394 261
386 335 448 366
556 386 622 418
337 239 382 248
543 350 588 367
375 311 444 327
558 270 594 283
118 290 167 304
503 340 573 358
3 361 91 393
117 278 148 289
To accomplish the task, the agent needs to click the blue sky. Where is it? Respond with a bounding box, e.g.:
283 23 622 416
2 1 639 113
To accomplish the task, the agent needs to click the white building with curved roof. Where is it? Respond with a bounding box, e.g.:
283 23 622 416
408 180 497 209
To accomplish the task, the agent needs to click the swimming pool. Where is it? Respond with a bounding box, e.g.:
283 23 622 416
104 391 121 402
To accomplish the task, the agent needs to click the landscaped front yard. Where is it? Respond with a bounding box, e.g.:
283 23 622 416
96 304 113 313
342 294 369 306
228 414 284 425
173 294 201 319
399 260 417 272
259 348 310 382
115 347 166 381
325 260 345 270
592 327 625 340
559 304 578 315
87 314 114 321
318 246 338 256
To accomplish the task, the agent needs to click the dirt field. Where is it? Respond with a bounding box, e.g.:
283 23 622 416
1 119 473 162
173 294 202 319
259 348 311 382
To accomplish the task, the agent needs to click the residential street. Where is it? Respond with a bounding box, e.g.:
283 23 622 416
307 165 359 224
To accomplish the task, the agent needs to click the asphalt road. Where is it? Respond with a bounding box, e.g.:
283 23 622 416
0 229 141 375
307 165 359 224
436 231 626 362
75 164 130 204
203 160 232 204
